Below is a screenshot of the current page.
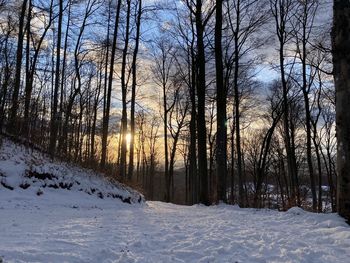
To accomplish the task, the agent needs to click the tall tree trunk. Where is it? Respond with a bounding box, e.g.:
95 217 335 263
195 0 209 205
58 0 71 154
101 0 122 168
23 0 31 138
230 125 235 204
49 0 63 157
233 0 244 207
299 0 317 211
312 78 323 212
189 26 197 204
333 0 350 222
120 0 131 180
91 60 103 163
163 84 170 201
0 29 11 132
303 88 317 210
128 0 142 181
215 0 227 203
9 0 28 134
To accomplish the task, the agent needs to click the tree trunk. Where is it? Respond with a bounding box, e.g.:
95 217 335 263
91 60 103 163
333 0 350 222
101 0 122 168
9 0 28 134
23 0 32 138
0 29 11 132
128 0 142 181
189 29 197 204
163 83 170 201
233 0 245 207
215 0 227 203
195 0 209 205
299 1 317 211
49 0 63 157
58 0 71 154
120 0 131 180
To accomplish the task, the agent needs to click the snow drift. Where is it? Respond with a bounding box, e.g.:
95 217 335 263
0 137 143 204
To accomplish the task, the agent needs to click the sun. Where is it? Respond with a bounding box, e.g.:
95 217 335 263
125 133 132 145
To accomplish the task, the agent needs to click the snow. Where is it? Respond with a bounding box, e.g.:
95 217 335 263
1 138 350 263
0 138 143 204
1 192 350 263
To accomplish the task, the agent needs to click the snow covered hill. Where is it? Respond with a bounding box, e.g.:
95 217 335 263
1 138 350 263
0 137 143 204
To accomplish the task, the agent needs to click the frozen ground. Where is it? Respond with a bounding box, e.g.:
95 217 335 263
1 190 350 263
1 138 350 263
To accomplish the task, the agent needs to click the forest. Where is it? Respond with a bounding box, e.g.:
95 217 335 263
0 0 341 212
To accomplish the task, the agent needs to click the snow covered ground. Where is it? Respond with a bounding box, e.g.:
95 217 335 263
1 191 350 263
1 138 350 263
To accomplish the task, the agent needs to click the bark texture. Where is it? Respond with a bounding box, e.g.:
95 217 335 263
333 0 350 222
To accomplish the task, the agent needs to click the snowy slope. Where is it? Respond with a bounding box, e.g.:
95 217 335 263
1 138 350 263
0 138 143 204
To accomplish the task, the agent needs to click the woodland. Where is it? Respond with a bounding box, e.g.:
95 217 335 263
1 0 349 220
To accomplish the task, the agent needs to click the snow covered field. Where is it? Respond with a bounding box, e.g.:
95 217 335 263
1 190 350 263
1 138 350 263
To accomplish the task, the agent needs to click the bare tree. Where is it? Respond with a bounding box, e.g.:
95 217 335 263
225 0 267 207
23 0 55 138
270 0 299 207
152 37 176 202
292 0 319 211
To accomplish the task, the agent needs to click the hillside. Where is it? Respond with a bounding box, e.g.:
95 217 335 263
0 137 143 204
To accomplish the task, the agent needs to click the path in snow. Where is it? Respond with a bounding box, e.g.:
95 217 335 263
1 192 350 263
